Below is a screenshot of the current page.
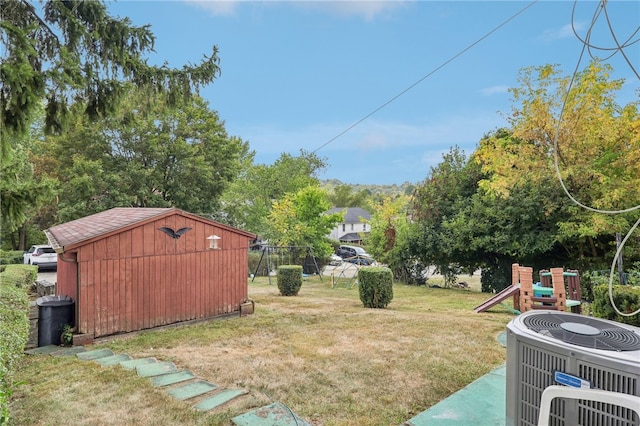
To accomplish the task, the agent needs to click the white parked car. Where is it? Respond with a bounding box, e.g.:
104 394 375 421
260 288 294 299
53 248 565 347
23 245 58 270
329 254 343 266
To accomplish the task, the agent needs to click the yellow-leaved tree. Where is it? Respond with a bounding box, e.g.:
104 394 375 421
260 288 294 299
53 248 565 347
475 61 639 260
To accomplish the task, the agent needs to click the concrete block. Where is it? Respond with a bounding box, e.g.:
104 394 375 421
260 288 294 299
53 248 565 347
36 280 56 297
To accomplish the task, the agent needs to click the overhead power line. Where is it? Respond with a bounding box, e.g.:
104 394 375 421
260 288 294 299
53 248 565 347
311 0 539 154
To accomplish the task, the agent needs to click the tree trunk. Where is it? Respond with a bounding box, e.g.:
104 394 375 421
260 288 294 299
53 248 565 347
18 223 27 251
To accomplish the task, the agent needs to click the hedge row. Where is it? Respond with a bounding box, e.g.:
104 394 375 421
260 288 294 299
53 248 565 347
581 268 640 302
0 251 24 266
248 251 329 277
591 284 640 327
0 265 34 423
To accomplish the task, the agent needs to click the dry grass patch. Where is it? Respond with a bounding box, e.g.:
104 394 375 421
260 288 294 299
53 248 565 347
11 277 514 425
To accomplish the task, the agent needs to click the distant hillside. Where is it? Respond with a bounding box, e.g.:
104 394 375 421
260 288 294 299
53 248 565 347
320 179 416 198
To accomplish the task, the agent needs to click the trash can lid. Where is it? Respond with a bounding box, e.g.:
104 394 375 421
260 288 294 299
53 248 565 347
36 295 74 306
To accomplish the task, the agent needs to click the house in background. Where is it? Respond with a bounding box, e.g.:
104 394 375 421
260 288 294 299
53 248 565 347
45 207 255 342
326 207 372 244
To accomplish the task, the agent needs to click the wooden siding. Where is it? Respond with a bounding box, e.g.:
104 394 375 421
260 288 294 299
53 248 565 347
70 213 250 338
55 253 81 332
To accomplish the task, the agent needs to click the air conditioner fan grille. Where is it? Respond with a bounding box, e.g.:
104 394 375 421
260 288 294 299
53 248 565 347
522 312 640 351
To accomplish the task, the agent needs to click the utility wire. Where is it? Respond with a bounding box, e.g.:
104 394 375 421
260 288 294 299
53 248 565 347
311 0 539 154
570 0 640 78
553 1 640 216
555 0 640 317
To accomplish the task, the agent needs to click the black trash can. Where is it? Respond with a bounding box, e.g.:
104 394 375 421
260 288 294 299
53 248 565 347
36 295 75 347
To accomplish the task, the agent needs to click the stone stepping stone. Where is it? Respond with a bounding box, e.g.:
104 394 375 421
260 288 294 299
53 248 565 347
232 402 311 426
51 346 88 357
77 348 114 361
25 345 64 355
194 389 247 411
120 357 157 370
136 361 177 377
151 370 195 387
95 353 132 366
166 380 218 401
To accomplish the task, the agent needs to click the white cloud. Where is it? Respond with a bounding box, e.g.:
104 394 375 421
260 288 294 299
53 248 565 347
231 112 507 183
540 21 585 42
185 0 413 20
480 85 509 96
235 110 506 158
185 0 239 16
292 0 414 21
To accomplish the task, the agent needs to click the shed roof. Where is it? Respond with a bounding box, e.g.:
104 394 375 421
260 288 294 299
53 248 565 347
45 207 255 251
325 207 371 223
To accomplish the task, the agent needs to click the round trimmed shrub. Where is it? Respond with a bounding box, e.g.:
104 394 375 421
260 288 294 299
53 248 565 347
358 267 393 308
277 265 303 296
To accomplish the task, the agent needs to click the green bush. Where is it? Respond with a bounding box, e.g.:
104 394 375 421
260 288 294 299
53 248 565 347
277 265 303 296
583 268 640 302
1 264 37 289
0 250 24 266
591 284 640 327
249 250 297 276
0 270 30 423
358 267 394 308
248 251 270 277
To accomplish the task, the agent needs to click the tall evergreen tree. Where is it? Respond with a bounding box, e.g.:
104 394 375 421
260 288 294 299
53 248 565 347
1 0 220 144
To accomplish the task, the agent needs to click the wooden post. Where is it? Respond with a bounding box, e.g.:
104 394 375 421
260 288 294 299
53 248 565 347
539 269 551 287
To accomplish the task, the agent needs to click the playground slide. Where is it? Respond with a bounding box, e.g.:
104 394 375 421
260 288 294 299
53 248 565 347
474 284 520 313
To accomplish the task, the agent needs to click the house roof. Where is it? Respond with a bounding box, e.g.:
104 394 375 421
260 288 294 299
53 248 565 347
339 232 363 242
45 207 255 251
325 207 371 223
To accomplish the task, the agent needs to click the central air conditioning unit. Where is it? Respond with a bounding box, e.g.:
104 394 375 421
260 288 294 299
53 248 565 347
506 310 640 426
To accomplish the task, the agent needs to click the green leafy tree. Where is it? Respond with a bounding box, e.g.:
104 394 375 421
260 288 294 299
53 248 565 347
365 196 416 283
265 186 343 259
409 146 483 286
476 61 640 266
0 119 55 249
1 0 220 143
445 175 570 292
328 185 372 210
38 93 249 221
219 150 327 236
1 0 221 243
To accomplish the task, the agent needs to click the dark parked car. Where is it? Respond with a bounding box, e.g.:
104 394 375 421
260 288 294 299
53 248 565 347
336 245 376 266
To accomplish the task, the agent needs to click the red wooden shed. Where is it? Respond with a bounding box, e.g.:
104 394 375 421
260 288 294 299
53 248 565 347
45 207 255 339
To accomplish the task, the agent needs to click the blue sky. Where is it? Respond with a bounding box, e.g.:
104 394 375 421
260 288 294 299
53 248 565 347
109 1 639 185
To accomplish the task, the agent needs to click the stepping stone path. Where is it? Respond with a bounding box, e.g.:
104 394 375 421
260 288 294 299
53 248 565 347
151 370 195 387
232 402 312 426
25 345 309 425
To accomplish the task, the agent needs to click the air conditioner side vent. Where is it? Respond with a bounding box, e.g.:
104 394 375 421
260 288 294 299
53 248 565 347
578 363 640 426
519 343 567 425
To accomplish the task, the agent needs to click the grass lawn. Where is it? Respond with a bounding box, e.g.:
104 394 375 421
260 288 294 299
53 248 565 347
10 276 515 425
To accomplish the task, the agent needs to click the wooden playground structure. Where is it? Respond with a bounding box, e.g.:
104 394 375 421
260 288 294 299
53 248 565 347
474 263 582 314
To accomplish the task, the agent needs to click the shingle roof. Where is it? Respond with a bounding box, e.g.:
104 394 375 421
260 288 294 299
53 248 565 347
325 207 371 223
46 207 174 250
339 232 363 242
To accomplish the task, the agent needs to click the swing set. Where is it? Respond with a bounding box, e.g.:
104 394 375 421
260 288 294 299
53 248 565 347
251 245 322 285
